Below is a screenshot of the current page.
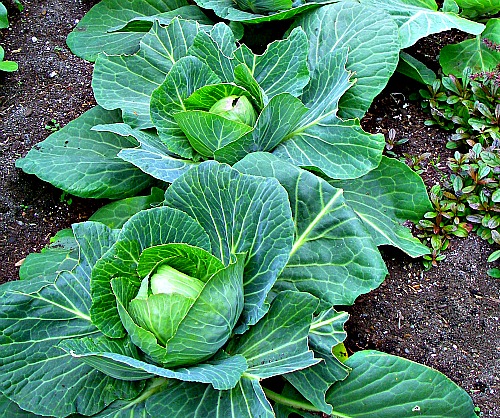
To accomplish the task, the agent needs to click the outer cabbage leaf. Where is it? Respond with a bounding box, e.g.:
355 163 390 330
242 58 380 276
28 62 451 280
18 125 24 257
93 123 198 184
0 393 37 417
284 309 350 414
88 187 165 229
188 29 236 82
325 351 476 417
146 379 274 418
93 19 202 128
440 18 500 76
454 0 500 17
18 229 79 281
226 291 320 379
192 0 337 23
235 153 387 307
272 48 385 180
331 156 432 257
66 0 205 61
295 2 400 120
59 335 248 390
15 106 152 199
0 223 144 417
358 0 484 49
164 161 294 328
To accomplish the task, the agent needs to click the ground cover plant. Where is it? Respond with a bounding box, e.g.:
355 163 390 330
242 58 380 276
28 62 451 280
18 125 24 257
1 0 496 416
409 13 500 272
0 1 17 72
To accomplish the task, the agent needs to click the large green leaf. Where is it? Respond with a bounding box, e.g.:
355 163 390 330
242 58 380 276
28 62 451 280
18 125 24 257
0 393 37 417
15 106 152 199
440 19 500 76
358 0 484 49
164 161 294 327
299 48 352 125
91 207 211 338
88 187 165 229
455 0 500 17
188 30 236 82
150 56 220 159
284 309 350 414
19 229 79 281
296 2 400 120
269 46 385 180
260 47 384 180
192 0 335 23
59 336 247 390
0 223 142 417
233 28 310 100
227 291 319 379
146 379 274 417
274 120 385 180
0 3 8 29
326 350 476 417
66 0 193 61
94 123 198 183
331 156 432 257
93 19 201 128
235 153 387 307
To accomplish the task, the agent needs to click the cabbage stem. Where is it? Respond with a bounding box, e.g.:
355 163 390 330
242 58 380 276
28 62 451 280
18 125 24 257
262 388 351 417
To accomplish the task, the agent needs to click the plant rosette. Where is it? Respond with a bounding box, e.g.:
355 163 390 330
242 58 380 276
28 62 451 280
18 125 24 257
0 163 476 417
17 10 400 199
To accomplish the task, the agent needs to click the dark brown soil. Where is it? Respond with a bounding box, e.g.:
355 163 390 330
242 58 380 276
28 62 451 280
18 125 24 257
0 0 102 284
0 1 498 416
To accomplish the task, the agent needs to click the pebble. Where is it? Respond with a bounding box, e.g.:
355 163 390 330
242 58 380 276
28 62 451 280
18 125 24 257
31 36 38 43
49 71 57 78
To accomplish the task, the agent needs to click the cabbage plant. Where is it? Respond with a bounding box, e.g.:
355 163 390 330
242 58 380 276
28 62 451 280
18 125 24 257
0 163 477 417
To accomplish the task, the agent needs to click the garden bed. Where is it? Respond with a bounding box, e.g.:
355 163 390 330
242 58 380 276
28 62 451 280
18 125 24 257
0 0 498 416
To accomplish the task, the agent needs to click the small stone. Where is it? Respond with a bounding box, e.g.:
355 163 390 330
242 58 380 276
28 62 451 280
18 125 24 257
49 71 57 78
31 36 38 43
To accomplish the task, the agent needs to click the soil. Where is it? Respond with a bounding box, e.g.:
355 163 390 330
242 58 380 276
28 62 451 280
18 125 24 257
0 1 498 417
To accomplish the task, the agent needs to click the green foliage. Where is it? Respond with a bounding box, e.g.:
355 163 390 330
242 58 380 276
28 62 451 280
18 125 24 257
416 143 500 269
453 0 500 18
4 1 487 415
66 0 212 61
0 45 18 72
0 2 8 28
0 5 18 72
440 19 500 76
417 66 500 149
0 164 474 417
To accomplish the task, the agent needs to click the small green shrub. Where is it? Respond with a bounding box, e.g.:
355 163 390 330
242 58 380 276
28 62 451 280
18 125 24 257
417 62 500 149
